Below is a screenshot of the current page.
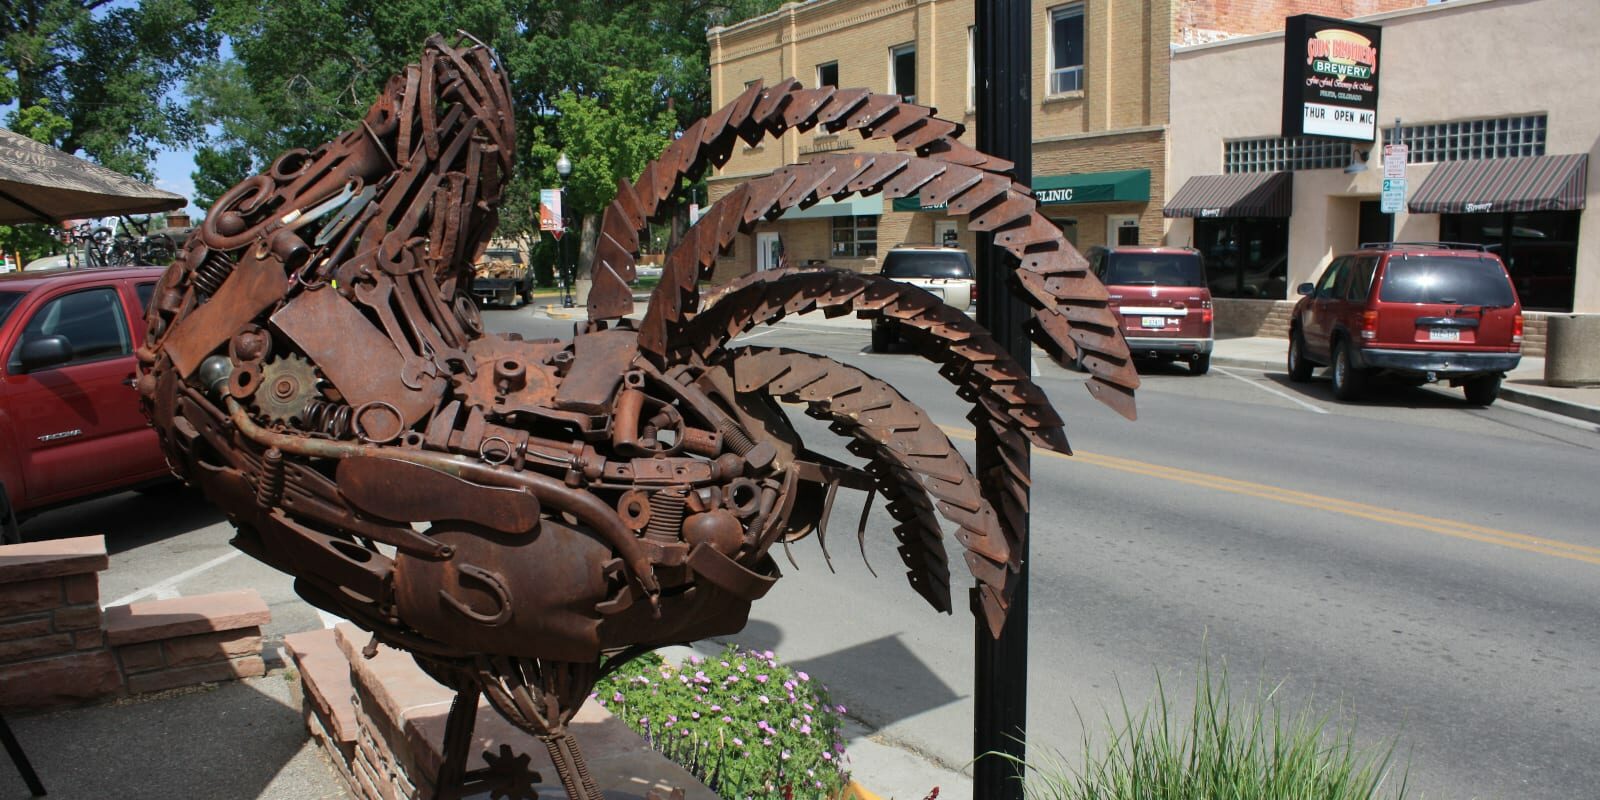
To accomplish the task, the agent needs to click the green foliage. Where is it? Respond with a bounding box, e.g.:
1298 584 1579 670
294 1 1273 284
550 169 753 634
1010 663 1409 800
527 69 674 217
1 0 219 179
597 646 851 799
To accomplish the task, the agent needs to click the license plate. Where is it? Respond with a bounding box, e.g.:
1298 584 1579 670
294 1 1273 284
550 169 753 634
1141 316 1166 329
1429 327 1460 342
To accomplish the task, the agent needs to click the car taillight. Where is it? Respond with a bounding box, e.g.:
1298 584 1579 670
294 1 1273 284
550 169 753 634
1513 312 1524 345
1201 298 1213 325
1361 310 1378 340
971 282 977 307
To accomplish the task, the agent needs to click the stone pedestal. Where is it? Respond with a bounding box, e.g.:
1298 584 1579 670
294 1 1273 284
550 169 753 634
1545 314 1600 387
286 624 717 800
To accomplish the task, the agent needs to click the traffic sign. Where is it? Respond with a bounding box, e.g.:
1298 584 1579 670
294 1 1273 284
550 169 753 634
1381 177 1407 214
1383 144 1408 179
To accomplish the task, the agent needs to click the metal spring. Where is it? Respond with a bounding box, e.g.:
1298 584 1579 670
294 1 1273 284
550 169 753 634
191 250 236 296
302 398 353 438
255 448 284 508
716 417 756 456
645 489 686 544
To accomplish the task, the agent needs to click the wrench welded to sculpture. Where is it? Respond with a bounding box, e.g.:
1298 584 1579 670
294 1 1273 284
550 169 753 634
139 33 1138 800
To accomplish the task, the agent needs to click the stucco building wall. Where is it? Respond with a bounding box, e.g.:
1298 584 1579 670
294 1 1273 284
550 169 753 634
1168 0 1599 311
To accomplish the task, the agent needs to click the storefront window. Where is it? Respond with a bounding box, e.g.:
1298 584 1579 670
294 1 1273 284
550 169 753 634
831 214 878 258
1440 210 1578 311
1193 217 1289 299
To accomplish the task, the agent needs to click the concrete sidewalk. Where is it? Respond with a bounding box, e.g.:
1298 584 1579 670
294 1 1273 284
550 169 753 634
543 302 1600 426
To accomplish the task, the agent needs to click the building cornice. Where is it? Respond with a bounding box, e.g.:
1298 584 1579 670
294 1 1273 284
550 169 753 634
1034 124 1166 146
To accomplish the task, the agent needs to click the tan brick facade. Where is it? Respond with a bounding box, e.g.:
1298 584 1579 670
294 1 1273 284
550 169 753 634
703 0 1416 279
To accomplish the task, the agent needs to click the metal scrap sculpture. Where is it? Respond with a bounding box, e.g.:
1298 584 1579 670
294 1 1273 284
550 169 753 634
139 34 1138 800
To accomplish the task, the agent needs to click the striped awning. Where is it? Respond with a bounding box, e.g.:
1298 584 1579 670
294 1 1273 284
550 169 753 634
1163 172 1292 218
1408 154 1588 215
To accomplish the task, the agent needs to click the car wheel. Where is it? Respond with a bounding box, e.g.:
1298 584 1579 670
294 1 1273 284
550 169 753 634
1190 353 1211 376
1463 374 1502 406
1287 330 1313 382
1331 340 1366 401
871 320 895 353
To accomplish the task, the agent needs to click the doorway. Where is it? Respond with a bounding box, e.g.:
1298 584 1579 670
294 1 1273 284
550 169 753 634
1357 200 1393 247
1108 215 1140 246
756 232 782 270
933 220 959 249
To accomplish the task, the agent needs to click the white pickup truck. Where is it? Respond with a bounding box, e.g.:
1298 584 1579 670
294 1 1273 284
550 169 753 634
871 244 975 352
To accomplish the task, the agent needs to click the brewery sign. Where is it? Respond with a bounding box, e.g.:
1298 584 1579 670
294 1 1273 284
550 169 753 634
1281 14 1383 142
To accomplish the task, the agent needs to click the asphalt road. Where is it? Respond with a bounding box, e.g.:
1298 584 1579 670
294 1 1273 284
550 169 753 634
17 307 1598 800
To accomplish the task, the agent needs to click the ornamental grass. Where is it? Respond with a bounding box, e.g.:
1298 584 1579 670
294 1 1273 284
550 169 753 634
1009 661 1410 800
596 645 851 799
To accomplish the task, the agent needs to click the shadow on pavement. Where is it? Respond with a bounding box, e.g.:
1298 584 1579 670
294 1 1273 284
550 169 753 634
17 485 225 555
2 673 344 800
709 621 962 737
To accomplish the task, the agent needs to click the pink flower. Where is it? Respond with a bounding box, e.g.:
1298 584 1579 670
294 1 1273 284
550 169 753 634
801 724 812 734
755 674 769 684
710 705 722 712
822 752 833 761
797 671 810 681
613 692 624 702
762 650 775 659
690 655 703 666
721 716 733 723
732 737 744 746
783 680 795 691
737 664 747 673
836 704 847 713
758 695 770 704
691 712 700 719
781 749 791 761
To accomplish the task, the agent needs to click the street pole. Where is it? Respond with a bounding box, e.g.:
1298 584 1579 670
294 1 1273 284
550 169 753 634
556 153 575 308
972 1 1032 798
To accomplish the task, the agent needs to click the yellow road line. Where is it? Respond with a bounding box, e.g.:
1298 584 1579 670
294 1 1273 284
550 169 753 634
937 425 1600 567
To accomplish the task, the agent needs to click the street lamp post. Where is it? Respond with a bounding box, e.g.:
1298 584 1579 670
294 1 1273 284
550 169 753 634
556 153 574 308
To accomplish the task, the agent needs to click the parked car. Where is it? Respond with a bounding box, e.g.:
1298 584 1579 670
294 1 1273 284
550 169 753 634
1286 242 1522 405
870 244 975 352
1086 245 1214 375
469 246 533 307
1 266 172 522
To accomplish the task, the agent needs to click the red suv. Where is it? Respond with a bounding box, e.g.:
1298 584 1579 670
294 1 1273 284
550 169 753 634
1 266 171 525
1087 246 1214 375
1287 243 1522 405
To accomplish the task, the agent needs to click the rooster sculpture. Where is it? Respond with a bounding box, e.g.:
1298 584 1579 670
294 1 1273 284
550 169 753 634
138 34 1138 800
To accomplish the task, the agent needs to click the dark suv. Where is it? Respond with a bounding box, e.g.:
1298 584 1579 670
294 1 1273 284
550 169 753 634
1 266 171 525
1287 242 1522 405
1087 246 1214 375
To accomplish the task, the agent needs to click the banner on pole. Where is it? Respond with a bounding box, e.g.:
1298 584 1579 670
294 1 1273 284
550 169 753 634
539 189 563 239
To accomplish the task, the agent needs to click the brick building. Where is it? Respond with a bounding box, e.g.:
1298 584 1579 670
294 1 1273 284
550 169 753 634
703 0 1424 279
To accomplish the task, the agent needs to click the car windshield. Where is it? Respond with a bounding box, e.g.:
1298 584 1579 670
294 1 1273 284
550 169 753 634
1104 252 1205 287
0 291 21 328
484 250 523 264
882 250 972 279
1378 256 1516 306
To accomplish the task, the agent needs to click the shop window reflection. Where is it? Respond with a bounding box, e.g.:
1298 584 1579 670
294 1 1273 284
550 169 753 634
1194 218 1289 299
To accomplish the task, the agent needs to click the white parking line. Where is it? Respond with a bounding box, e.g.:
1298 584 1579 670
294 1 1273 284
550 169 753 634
104 550 244 608
1214 365 1328 414
731 327 779 343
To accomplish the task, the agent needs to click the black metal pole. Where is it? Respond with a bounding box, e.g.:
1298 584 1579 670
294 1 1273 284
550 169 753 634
972 1 1032 798
561 186 575 308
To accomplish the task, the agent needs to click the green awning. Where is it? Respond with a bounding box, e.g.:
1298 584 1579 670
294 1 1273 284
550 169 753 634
892 168 1150 212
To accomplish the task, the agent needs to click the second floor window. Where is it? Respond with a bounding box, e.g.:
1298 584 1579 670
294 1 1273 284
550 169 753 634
817 61 838 89
1050 4 1085 94
890 43 916 103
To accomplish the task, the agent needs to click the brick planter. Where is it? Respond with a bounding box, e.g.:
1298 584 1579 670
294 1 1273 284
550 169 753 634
0 536 271 711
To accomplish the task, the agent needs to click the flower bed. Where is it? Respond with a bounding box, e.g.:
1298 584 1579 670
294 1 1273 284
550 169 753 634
595 645 851 799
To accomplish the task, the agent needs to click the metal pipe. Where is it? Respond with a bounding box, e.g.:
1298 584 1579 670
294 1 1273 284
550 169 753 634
224 398 660 596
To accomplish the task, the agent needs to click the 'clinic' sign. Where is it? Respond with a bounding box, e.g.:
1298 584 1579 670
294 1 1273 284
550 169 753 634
1281 14 1382 142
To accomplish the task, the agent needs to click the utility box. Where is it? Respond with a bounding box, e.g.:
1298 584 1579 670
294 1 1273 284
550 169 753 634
1544 314 1600 387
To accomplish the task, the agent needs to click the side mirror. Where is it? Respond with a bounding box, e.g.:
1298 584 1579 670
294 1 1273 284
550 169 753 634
1296 282 1314 296
18 336 72 373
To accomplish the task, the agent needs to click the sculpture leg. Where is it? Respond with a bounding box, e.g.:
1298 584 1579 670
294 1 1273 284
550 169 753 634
540 732 602 800
434 686 481 800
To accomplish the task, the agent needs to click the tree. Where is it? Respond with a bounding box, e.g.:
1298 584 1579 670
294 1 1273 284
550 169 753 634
186 0 786 274
1 0 220 180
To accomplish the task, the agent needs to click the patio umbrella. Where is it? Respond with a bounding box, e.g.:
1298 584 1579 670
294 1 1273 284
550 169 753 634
0 127 185 225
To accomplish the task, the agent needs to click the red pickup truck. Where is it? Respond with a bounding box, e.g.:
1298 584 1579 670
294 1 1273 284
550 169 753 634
0 266 171 524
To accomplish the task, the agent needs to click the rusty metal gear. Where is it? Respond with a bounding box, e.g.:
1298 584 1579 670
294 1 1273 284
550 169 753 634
253 354 320 424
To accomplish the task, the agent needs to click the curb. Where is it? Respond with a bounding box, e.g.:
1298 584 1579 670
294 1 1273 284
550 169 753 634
1499 385 1600 425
